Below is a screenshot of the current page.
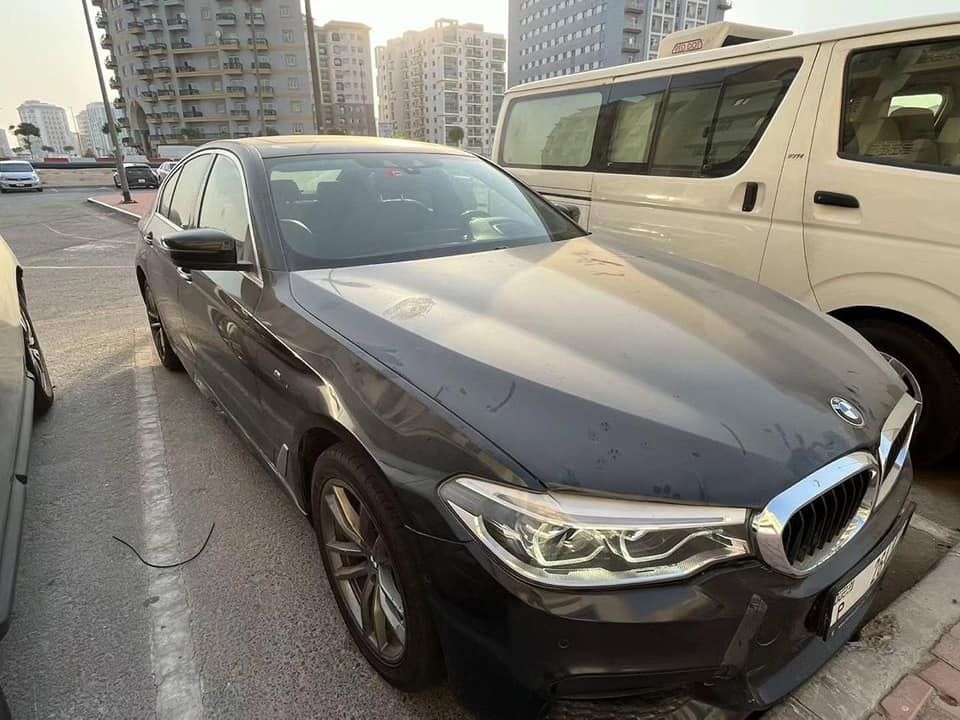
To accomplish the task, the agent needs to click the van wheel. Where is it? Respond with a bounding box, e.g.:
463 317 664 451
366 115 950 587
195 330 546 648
846 318 960 467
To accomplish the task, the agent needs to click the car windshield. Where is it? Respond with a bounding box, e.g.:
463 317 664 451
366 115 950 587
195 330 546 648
0 162 34 174
267 152 584 269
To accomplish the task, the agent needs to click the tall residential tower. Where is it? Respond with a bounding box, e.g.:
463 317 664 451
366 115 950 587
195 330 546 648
376 19 506 155
310 21 376 136
16 101 73 155
509 0 729 86
93 0 313 155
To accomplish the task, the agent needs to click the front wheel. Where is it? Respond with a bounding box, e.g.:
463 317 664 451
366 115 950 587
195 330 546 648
311 444 442 691
847 318 960 466
142 282 182 371
36 188 43 193
20 300 53 416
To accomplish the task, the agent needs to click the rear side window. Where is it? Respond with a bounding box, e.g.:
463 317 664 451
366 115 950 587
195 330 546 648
198 155 254 264
841 37 960 173
167 155 213 228
158 168 180 219
501 90 604 169
641 57 800 177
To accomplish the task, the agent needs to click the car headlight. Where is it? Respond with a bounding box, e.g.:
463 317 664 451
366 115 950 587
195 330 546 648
440 477 752 588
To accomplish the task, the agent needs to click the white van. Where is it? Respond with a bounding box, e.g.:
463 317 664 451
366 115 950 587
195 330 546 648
494 13 960 465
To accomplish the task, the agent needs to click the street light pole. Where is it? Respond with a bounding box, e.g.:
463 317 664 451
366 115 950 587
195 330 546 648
304 0 325 134
81 0 131 203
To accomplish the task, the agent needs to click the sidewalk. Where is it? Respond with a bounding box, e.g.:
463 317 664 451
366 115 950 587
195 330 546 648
769 538 960 720
87 190 154 220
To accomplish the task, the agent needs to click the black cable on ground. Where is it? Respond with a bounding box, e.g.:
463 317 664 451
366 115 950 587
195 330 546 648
112 523 215 569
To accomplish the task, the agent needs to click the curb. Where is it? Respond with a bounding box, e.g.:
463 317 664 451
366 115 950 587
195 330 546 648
86 197 143 221
766 537 960 720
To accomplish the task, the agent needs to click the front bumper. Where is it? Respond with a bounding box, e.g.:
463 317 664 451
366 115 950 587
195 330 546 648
0 180 40 191
412 465 913 719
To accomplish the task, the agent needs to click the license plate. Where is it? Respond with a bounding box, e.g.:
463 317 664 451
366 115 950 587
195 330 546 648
138 179 146 184
827 519 908 630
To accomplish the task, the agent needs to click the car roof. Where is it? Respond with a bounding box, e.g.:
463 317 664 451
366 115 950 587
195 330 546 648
205 135 474 159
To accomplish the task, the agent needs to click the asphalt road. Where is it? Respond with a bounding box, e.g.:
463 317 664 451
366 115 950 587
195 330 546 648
0 189 957 720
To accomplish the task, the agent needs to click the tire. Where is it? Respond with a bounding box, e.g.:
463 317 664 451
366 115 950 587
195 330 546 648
846 317 960 466
310 443 442 691
19 298 53 416
36 187 43 193
142 282 183 371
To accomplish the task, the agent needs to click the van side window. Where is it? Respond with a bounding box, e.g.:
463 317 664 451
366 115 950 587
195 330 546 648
649 58 800 177
606 77 669 170
841 38 960 172
501 90 604 169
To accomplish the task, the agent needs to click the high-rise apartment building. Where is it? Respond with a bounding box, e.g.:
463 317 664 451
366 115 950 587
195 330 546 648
17 101 73 155
94 0 313 155
78 102 113 157
509 0 728 86
310 20 376 136
375 19 507 155
0 131 12 158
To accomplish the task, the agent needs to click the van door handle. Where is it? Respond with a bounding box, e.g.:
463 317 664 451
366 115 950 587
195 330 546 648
742 182 759 212
814 191 860 209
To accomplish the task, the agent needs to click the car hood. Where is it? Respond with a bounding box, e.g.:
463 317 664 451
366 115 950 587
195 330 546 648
289 236 904 508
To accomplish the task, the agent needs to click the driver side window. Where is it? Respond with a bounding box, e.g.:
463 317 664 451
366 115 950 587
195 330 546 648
198 155 255 265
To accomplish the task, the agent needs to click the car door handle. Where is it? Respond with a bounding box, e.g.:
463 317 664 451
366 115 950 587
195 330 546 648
814 191 860 209
142 230 154 245
177 267 192 282
271 368 288 390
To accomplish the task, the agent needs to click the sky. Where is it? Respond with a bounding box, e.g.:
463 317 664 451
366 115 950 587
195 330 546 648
1 0 957 148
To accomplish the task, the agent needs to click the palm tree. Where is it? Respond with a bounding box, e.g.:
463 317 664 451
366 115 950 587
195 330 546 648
9 123 40 154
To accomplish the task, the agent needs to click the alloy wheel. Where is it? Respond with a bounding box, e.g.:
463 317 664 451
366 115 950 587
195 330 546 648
20 306 52 399
144 287 168 360
320 480 406 663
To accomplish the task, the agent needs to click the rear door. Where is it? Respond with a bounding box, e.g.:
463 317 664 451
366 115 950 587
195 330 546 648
803 26 960 335
497 81 609 227
590 46 818 280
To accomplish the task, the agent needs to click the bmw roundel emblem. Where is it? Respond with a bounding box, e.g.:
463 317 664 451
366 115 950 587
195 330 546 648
831 397 864 427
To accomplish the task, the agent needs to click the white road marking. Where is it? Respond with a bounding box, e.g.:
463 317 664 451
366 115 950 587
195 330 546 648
42 223 136 244
133 332 204 720
909 513 960 546
22 266 129 270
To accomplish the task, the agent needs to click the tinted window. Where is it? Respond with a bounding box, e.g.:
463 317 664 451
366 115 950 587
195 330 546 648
606 77 669 169
167 155 213 228
268 152 583 269
198 155 254 263
501 90 603 168
842 38 960 172
158 167 180 219
649 58 800 177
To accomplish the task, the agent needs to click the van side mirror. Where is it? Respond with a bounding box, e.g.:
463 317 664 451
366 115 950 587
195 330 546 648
553 202 581 223
162 228 253 271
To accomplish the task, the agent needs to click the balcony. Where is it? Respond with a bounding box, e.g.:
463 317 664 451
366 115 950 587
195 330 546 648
244 11 265 25
259 108 277 117
135 66 154 77
131 43 148 57
160 111 179 119
219 37 241 50
182 111 204 119
163 0 184 5
625 0 645 11
717 0 733 9
215 12 236 25
148 42 167 54
149 133 166 142
118 117 130 128
104 55 118 69
100 34 113 49
145 112 162 122
95 12 108 28
109 76 121 89
143 17 163 29
122 0 139 9
223 61 244 75
113 97 126 109
127 21 145 34
153 65 172 78
255 85 274 97
167 15 188 30
230 109 250 120
178 87 200 95
157 89 176 97
251 61 271 74
171 39 193 52
247 38 269 50
141 0 158 5
226 86 247 97
139 91 159 103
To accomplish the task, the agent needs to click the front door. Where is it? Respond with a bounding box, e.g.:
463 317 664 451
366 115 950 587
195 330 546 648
803 26 960 326
176 152 268 447
590 46 818 280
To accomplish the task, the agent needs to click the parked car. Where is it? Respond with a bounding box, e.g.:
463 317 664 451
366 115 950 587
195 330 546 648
156 161 177 180
136 137 917 719
0 232 53 638
0 161 42 193
114 163 159 189
495 13 960 465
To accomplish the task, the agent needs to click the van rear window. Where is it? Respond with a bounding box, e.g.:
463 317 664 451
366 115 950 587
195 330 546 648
501 90 603 169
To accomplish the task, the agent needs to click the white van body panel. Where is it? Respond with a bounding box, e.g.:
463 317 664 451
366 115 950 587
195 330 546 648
802 21 960 351
590 44 820 280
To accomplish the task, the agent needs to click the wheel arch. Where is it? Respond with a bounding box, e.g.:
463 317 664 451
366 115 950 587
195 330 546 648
295 417 378 518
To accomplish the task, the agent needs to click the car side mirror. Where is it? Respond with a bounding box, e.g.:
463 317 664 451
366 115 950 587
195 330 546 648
162 228 253 271
553 202 581 223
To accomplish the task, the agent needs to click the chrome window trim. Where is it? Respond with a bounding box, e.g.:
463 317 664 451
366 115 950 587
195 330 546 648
752 451 880 578
877 393 919 505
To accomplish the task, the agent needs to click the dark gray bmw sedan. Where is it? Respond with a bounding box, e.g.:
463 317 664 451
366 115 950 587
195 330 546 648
135 137 917 719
